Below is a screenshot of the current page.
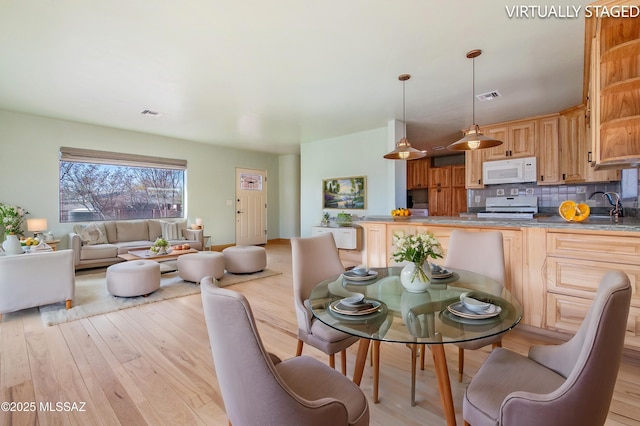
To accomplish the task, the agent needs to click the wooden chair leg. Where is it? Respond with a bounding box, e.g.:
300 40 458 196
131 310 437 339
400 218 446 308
296 339 304 356
458 347 465 382
329 353 335 369
341 350 347 375
420 344 426 370
464 421 471 426
373 341 380 403
65 299 72 310
493 340 502 349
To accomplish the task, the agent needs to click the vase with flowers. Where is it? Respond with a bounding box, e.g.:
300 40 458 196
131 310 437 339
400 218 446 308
391 230 443 292
0 203 29 255
150 238 170 255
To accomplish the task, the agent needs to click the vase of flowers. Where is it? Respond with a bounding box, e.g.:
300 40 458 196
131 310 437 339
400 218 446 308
391 230 443 293
0 203 29 238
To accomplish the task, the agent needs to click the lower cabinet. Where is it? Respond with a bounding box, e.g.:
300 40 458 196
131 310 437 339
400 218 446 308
310 226 361 250
546 230 640 351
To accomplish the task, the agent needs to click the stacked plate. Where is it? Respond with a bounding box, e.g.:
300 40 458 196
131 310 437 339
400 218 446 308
330 296 382 316
343 270 378 282
447 295 501 319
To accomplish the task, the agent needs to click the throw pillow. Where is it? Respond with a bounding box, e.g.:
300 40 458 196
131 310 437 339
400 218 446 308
160 221 181 240
78 222 108 245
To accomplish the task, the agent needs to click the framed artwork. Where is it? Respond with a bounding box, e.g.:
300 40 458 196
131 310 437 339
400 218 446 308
322 176 366 209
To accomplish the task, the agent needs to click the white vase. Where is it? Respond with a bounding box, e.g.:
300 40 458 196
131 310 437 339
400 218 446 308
400 261 432 293
2 234 24 256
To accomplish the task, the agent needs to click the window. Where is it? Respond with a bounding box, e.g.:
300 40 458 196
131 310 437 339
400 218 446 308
59 147 186 222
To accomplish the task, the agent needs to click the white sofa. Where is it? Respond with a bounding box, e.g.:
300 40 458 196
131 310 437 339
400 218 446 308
0 249 75 318
69 219 204 270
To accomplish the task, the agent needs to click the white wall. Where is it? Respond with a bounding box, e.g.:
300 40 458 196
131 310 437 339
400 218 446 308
0 110 283 248
299 124 401 237
278 154 300 239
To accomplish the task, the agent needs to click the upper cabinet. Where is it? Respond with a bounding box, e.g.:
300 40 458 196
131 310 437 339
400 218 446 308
588 12 640 169
406 157 430 190
536 115 562 185
464 149 484 189
482 120 536 161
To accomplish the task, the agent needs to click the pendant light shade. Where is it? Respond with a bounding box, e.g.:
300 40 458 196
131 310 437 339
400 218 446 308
448 50 503 151
384 74 426 160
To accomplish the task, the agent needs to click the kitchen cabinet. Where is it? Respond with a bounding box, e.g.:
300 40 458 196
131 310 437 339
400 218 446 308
536 115 562 185
428 164 467 216
465 148 484 189
482 120 536 161
311 226 361 250
560 105 620 183
359 222 388 267
588 14 640 169
545 230 640 351
406 157 430 189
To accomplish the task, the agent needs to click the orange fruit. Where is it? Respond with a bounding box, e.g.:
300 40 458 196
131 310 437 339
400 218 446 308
559 200 577 221
573 203 590 222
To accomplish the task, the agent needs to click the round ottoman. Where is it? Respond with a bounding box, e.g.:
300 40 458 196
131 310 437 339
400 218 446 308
223 245 267 274
106 260 161 297
178 252 225 283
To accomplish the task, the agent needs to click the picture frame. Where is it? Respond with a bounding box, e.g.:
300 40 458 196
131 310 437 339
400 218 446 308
322 176 366 210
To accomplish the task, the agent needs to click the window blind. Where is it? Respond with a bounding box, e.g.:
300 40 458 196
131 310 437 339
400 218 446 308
59 147 187 170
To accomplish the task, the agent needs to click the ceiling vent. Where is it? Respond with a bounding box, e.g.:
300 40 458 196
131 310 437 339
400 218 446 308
432 146 446 151
476 90 502 102
141 109 162 116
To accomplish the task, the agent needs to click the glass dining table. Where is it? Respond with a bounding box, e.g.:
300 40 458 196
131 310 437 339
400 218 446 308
309 266 523 426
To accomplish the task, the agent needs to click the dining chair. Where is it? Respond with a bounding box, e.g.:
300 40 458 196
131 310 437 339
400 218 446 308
291 233 360 374
200 276 370 426
443 229 507 382
463 270 631 426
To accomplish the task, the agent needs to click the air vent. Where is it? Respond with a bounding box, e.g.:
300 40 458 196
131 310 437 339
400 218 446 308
476 90 502 102
141 109 162 116
432 146 446 151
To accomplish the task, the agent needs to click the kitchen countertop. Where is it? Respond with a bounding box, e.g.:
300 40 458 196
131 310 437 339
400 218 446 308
357 215 640 233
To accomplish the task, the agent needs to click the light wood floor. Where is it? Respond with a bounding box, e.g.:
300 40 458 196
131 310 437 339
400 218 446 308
1 240 639 425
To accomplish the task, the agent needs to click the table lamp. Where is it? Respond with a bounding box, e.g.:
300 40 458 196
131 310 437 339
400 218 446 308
27 218 48 239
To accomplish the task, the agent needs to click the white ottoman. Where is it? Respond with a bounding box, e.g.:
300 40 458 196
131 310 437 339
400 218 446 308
106 260 161 297
223 245 267 274
178 252 225 283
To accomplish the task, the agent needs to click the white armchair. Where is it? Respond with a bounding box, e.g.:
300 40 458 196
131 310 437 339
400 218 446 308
0 249 75 319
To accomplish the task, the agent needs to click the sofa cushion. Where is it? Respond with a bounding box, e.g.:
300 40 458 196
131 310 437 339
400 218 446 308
103 221 117 243
116 220 149 243
148 220 163 241
160 221 182 240
80 244 119 260
75 222 109 245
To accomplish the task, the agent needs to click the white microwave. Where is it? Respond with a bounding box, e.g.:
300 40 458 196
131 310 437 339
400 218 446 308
483 157 537 185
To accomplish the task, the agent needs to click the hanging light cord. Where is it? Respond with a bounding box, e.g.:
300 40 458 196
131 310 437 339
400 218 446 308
471 55 476 125
402 78 407 137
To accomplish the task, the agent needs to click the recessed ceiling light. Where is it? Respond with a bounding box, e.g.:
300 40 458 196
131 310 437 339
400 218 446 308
140 109 162 116
476 90 502 102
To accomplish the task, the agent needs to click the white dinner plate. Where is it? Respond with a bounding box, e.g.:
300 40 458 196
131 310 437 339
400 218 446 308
447 302 501 319
330 299 382 316
432 269 454 279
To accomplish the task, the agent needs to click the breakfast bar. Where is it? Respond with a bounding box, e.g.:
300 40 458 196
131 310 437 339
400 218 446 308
355 215 640 352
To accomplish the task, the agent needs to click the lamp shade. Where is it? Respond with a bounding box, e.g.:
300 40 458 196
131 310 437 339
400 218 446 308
384 138 426 160
447 125 503 151
27 218 48 232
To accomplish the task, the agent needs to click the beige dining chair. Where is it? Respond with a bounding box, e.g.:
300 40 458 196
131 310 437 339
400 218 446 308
291 233 360 374
200 276 370 426
463 270 631 426
444 229 507 382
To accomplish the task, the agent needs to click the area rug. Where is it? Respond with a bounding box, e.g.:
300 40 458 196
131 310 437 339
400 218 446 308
39 268 281 326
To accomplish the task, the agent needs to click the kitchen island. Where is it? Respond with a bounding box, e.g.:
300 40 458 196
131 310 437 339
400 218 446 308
356 215 640 352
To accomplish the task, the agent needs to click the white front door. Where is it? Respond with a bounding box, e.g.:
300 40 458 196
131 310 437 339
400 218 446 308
235 168 267 245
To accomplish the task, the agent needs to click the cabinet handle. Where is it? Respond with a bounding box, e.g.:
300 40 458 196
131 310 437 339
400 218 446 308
588 151 592 162
562 173 566 180
540 175 544 181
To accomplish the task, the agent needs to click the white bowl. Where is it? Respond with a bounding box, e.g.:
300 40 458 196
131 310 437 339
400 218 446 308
351 265 369 276
342 294 365 306
460 294 491 313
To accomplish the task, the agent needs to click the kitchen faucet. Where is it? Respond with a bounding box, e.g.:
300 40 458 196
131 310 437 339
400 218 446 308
603 192 623 220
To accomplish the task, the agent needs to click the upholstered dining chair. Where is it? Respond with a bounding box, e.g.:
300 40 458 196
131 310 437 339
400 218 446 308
444 229 507 382
200 276 370 426
291 233 360 374
463 270 631 426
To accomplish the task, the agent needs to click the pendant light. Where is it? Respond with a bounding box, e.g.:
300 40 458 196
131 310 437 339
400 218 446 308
448 50 503 151
384 74 426 160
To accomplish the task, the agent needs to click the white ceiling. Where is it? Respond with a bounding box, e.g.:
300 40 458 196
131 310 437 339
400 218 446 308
0 0 592 156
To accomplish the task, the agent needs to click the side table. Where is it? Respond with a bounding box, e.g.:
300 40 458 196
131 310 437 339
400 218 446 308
203 235 211 251
45 239 61 251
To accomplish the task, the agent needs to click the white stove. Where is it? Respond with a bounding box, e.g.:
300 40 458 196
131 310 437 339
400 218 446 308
477 196 538 219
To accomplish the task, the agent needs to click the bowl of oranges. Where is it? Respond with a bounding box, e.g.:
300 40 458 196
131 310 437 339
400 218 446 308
391 208 412 221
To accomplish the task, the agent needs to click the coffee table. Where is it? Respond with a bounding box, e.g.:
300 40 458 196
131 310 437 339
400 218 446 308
117 248 198 262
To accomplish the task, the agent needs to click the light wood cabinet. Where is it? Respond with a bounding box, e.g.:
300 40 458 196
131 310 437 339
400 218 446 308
465 149 484 188
451 165 467 215
407 157 430 190
311 226 361 250
359 222 388 268
483 120 536 161
588 14 640 169
536 115 562 185
546 230 640 351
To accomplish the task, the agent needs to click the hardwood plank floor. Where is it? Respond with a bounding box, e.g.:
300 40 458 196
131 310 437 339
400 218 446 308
1 240 639 425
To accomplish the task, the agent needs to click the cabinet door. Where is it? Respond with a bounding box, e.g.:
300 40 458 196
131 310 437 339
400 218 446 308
407 157 430 189
451 187 467 216
509 121 536 158
482 125 510 161
451 164 466 187
537 116 562 185
360 223 387 267
560 106 588 182
428 166 451 188
428 187 452 216
585 121 621 182
465 149 484 188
